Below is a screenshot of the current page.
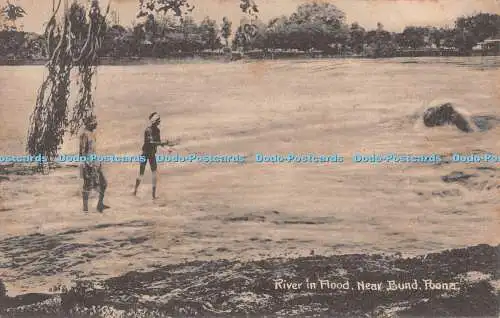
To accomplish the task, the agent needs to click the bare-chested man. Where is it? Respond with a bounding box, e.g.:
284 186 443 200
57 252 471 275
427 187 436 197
79 115 109 212
133 112 177 199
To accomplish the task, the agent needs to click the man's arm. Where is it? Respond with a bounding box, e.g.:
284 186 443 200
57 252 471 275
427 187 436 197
159 138 180 147
153 128 179 147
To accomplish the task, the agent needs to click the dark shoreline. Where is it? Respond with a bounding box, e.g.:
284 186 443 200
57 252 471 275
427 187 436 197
0 244 498 317
0 56 360 66
2 54 499 66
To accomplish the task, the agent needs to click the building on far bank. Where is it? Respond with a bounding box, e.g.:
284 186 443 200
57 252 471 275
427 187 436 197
473 35 500 56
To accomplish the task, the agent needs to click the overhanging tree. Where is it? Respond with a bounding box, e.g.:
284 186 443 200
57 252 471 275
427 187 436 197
26 0 259 161
27 0 109 160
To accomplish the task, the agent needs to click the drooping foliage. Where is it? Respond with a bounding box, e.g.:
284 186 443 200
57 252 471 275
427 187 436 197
27 0 258 160
26 0 109 160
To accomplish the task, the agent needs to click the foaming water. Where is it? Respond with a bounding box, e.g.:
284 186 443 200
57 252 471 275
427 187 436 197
0 58 498 285
410 98 498 135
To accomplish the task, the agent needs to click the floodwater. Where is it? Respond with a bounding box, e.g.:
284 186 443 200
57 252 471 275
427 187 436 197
0 57 498 295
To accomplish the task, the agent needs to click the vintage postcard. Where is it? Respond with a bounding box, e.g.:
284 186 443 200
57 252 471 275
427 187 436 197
0 0 499 317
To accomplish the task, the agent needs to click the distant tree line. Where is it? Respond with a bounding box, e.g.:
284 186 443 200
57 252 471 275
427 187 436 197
1 1 499 61
99 15 227 58
231 2 500 57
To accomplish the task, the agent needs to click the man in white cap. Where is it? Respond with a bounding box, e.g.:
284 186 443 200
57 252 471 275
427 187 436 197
79 114 109 212
133 112 177 199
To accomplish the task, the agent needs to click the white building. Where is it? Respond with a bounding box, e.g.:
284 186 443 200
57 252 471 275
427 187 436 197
473 35 500 54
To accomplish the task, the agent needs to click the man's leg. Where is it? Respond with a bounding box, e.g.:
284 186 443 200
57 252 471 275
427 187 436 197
134 155 147 195
82 167 90 212
82 190 89 212
97 168 108 212
150 155 158 199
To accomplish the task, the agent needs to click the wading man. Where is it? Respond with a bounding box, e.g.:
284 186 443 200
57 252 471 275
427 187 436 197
133 112 177 199
80 115 109 212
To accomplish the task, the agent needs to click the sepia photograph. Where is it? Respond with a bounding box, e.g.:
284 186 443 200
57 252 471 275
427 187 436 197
0 0 499 317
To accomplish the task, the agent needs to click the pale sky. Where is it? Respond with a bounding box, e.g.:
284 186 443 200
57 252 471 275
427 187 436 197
5 0 500 33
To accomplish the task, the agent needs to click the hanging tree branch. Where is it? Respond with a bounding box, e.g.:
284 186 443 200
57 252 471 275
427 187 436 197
27 0 257 161
26 0 110 160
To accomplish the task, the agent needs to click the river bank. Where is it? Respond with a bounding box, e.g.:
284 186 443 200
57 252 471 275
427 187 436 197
3 50 497 66
0 244 498 317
